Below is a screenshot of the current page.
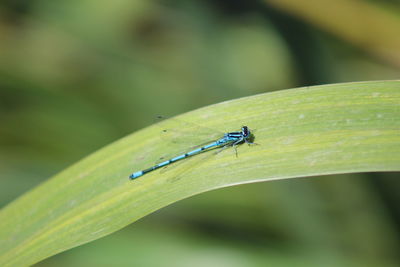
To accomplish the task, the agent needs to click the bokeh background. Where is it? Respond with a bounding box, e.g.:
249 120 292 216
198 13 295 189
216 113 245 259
1 0 400 266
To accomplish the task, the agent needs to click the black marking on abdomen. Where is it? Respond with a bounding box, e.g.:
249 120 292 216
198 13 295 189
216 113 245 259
143 166 157 174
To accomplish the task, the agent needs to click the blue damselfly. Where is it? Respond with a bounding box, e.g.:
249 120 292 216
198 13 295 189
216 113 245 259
129 126 255 180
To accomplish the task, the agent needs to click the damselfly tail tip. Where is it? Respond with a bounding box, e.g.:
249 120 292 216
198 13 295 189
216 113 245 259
129 171 143 180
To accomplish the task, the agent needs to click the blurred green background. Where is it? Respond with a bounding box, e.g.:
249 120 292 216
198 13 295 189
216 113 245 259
0 0 399 266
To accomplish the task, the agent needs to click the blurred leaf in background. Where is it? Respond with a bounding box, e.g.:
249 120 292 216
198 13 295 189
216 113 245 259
265 0 400 67
0 0 399 266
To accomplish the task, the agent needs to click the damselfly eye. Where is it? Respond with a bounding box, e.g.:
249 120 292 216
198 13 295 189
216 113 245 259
242 126 249 136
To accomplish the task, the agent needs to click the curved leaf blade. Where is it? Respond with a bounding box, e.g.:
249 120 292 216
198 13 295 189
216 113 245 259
0 81 399 266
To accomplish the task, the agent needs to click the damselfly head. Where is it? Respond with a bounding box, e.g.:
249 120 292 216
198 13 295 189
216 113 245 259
242 126 250 137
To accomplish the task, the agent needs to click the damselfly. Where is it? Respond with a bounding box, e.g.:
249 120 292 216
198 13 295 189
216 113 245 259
129 126 255 180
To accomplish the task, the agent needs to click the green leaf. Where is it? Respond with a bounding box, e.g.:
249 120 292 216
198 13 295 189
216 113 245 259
1 81 399 266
